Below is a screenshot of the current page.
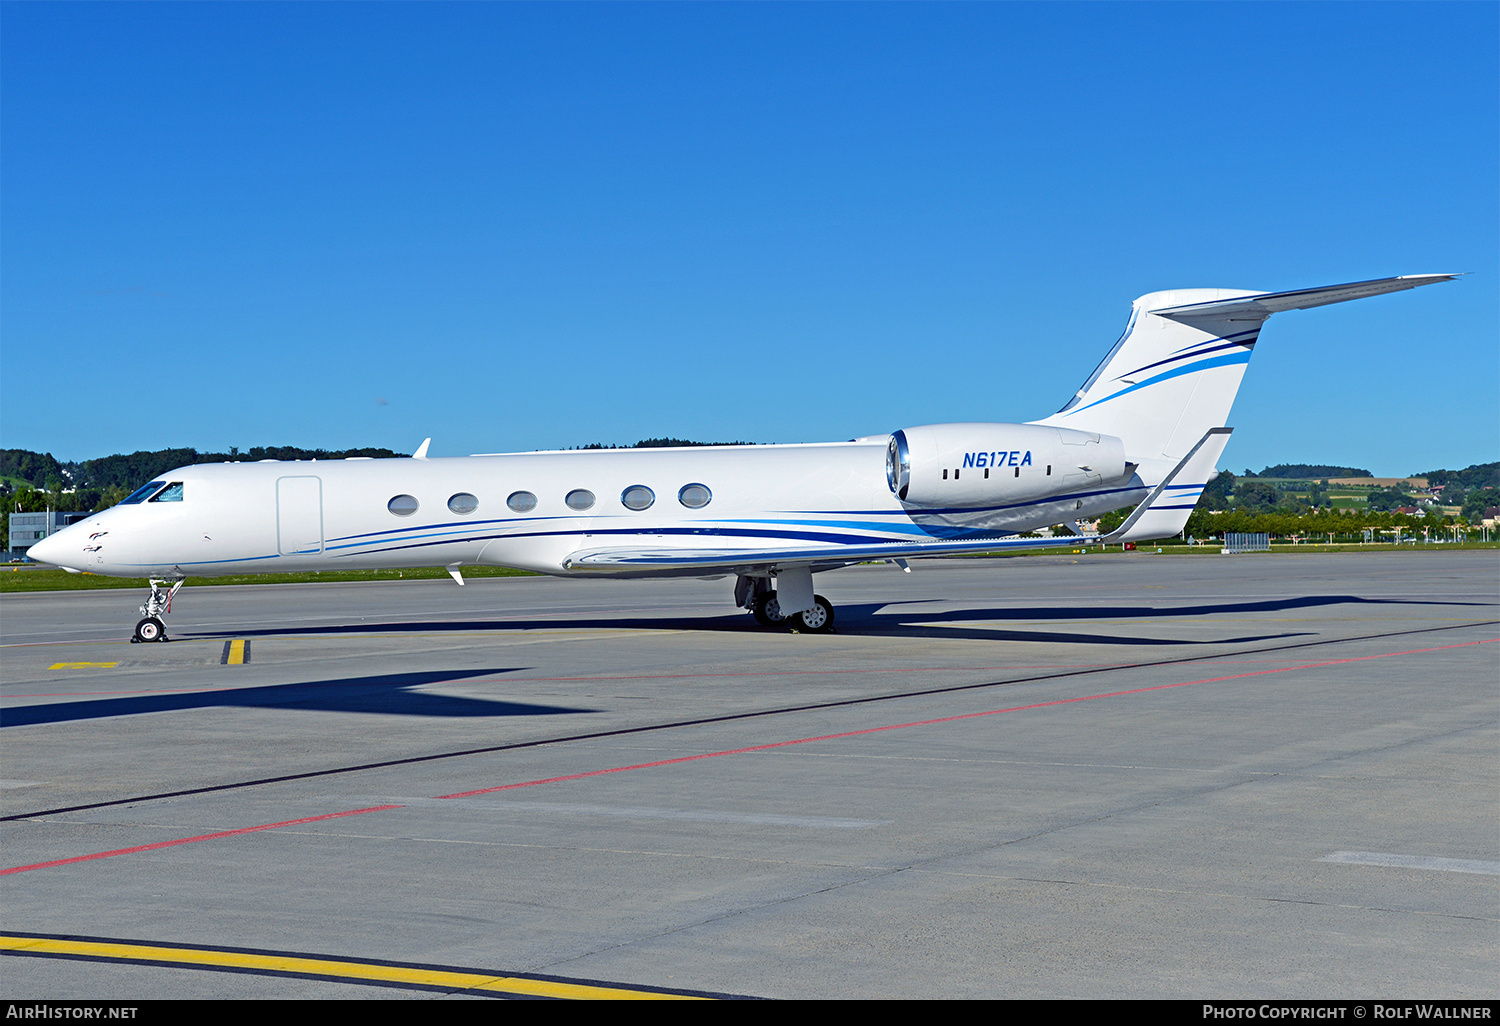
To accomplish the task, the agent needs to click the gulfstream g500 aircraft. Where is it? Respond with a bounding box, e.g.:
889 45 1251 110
29 274 1455 641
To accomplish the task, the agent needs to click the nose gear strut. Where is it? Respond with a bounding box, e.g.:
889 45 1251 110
133 577 184 643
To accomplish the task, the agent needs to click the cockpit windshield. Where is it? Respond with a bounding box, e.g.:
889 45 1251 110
119 481 167 505
149 482 184 502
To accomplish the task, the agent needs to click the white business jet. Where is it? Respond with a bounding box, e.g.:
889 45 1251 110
29 274 1455 642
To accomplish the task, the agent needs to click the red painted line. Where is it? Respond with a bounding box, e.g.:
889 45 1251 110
9 637 1492 874
437 637 1497 799
1 805 403 876
0 639 133 649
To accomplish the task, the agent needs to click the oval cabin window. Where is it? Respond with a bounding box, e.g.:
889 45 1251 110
507 491 537 513
388 494 419 517
621 485 655 511
677 483 711 509
447 492 479 515
565 489 595 511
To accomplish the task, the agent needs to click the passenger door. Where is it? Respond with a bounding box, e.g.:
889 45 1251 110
276 476 324 556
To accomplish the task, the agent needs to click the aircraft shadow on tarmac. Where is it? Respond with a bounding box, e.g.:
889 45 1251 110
0 669 592 729
176 594 1473 645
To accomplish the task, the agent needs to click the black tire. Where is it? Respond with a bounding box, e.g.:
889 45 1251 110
134 617 165 643
790 595 835 633
752 593 786 628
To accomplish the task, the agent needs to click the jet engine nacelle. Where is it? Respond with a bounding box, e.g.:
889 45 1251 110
886 423 1129 507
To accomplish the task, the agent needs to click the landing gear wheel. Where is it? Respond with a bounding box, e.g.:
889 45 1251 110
752 593 787 628
133 617 167 643
789 595 836 634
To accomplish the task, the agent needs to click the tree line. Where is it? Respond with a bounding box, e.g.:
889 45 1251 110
1254 463 1371 479
3 445 402 493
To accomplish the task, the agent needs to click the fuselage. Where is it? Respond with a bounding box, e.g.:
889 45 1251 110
33 437 1149 579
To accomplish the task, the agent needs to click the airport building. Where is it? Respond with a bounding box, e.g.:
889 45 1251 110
7 511 90 560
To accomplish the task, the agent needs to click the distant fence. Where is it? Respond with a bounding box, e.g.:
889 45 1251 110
1222 532 1270 555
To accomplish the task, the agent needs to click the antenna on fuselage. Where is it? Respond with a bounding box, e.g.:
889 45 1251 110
412 438 431 459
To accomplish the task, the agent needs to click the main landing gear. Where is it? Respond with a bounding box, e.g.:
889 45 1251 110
789 594 835 633
752 591 787 628
737 576 836 633
132 577 184 643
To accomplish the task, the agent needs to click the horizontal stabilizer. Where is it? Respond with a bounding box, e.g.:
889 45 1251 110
1150 274 1458 322
1039 273 1455 462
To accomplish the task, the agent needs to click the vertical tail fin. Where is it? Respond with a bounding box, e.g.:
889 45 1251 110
1033 274 1457 461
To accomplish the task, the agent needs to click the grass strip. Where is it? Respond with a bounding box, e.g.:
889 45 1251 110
0 565 538 592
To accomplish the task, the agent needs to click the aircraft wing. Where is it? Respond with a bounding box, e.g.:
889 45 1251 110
561 531 1082 574
562 429 1230 574
1149 273 1458 321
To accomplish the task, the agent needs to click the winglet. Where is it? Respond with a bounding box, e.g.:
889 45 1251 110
412 438 431 460
1101 428 1232 544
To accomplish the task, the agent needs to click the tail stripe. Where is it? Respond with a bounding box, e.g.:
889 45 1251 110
1060 351 1252 417
1118 335 1259 381
1169 327 1261 355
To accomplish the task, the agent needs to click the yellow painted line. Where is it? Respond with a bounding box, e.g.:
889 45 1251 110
0 935 710 999
226 639 246 665
48 662 119 670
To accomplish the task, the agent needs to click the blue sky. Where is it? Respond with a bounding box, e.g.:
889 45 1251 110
3 2 1495 476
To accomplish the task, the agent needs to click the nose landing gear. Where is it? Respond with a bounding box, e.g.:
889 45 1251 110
132 577 184 643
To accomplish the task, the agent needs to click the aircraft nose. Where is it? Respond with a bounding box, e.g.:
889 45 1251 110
26 530 69 567
26 515 104 570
